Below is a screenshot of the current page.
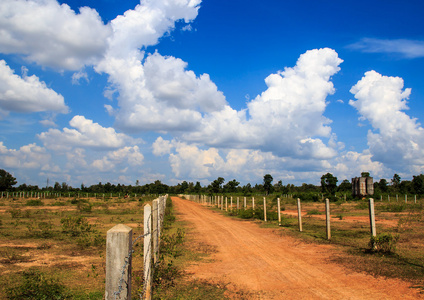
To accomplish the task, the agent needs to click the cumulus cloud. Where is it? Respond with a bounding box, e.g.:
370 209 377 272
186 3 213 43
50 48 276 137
0 0 111 70
38 115 137 150
92 146 144 172
0 60 68 114
349 38 424 59
0 142 51 169
152 136 173 156
349 70 424 171
184 48 343 159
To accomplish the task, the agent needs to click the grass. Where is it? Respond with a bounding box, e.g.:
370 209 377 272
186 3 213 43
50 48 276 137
0 194 156 299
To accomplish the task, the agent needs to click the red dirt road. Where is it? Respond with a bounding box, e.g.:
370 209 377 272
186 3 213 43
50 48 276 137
172 197 422 299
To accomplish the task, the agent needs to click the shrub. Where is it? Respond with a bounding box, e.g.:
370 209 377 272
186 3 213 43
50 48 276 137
369 233 400 253
6 270 71 299
60 216 92 237
26 199 44 206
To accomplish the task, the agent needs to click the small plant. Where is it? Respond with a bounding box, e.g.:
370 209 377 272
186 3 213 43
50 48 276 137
6 270 71 299
368 233 400 253
8 209 21 218
26 199 44 206
60 216 92 237
306 209 322 215
0 248 31 264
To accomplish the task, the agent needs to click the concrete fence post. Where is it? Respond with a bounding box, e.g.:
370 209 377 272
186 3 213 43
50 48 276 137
152 199 159 264
369 198 376 237
225 197 228 211
230 197 233 210
237 197 239 210
297 198 303 232
144 204 152 300
325 198 331 240
244 197 246 210
252 197 255 210
277 198 281 226
105 224 133 300
263 197 267 222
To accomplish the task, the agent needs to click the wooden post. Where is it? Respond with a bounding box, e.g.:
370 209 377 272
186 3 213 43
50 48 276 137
277 198 281 226
105 224 133 300
263 197 267 222
325 198 331 240
297 198 303 232
144 204 152 300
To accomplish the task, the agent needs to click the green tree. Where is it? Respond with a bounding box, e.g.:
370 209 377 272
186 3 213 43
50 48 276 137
321 173 338 196
378 179 388 193
0 169 17 191
337 179 351 192
210 177 225 194
361 172 370 177
412 174 424 194
263 174 274 195
223 179 239 193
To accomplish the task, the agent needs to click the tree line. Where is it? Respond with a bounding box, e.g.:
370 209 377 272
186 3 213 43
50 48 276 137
2 168 424 198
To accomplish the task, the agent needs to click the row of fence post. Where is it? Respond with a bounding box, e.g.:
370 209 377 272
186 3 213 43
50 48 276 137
184 194 381 243
105 195 167 300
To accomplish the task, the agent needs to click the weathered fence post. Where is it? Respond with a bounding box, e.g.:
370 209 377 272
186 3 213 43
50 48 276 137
230 197 233 210
263 197 267 222
105 224 133 300
369 198 376 237
277 198 281 226
325 198 331 240
297 198 303 232
237 197 239 210
252 197 255 210
369 198 377 250
152 199 159 264
244 197 246 210
225 197 228 211
144 204 152 300
405 194 407 203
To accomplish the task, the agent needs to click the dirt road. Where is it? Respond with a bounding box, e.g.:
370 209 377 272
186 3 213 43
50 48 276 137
172 197 422 299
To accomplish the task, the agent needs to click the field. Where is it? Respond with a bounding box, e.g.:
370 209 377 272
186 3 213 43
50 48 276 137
0 194 423 299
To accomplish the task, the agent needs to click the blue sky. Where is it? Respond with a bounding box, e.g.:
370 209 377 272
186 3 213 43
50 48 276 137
1 0 424 188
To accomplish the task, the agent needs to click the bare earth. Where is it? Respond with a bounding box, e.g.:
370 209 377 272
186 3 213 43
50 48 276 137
172 197 422 299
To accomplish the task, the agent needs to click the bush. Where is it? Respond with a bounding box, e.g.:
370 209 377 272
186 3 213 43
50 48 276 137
60 216 92 237
26 199 44 206
6 270 71 299
369 233 400 253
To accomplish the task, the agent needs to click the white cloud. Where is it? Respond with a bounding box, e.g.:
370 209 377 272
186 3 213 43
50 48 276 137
152 136 173 156
349 38 424 59
349 70 424 172
184 48 343 159
0 142 51 169
0 0 111 70
91 146 144 172
0 60 68 114
38 115 137 150
72 70 89 85
105 0 200 59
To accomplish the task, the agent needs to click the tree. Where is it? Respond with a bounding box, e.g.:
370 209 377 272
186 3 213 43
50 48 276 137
361 172 370 177
321 173 338 196
412 174 424 194
391 174 401 186
223 179 239 193
210 177 225 194
338 179 351 192
0 169 17 191
378 179 388 193
263 174 273 195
